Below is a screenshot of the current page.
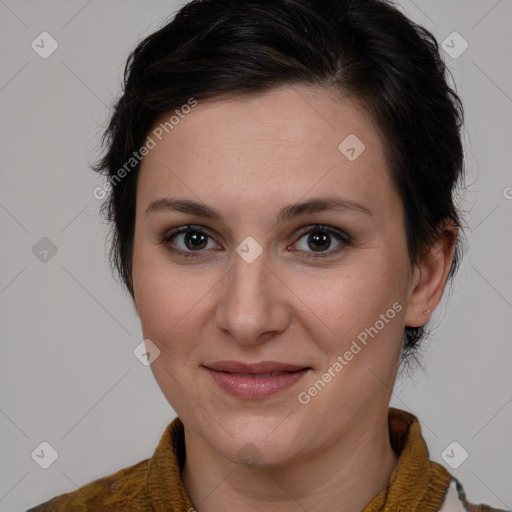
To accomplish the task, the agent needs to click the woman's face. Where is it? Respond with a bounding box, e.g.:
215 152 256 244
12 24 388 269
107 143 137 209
132 85 419 466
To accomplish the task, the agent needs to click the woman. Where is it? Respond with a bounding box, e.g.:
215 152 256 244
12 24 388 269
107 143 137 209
27 0 507 510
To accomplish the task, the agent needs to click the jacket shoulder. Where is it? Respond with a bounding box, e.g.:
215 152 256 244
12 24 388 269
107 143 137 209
26 457 151 512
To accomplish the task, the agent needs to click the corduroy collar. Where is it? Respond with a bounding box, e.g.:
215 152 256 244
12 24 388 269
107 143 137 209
362 408 452 511
146 407 452 512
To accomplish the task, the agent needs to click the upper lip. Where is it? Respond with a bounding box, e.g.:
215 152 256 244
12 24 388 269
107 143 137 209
203 361 310 374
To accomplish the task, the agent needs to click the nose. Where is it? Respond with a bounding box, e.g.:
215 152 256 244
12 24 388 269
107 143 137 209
215 248 290 346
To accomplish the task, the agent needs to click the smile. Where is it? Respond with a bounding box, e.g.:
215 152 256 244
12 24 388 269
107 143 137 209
203 361 311 399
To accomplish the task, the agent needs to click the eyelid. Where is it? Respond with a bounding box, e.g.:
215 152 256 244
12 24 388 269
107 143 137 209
289 224 352 259
294 224 351 243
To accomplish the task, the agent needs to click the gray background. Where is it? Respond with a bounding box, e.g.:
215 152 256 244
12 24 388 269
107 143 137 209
0 1 511 511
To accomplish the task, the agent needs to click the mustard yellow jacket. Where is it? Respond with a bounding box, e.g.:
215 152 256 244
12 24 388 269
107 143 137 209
27 408 508 512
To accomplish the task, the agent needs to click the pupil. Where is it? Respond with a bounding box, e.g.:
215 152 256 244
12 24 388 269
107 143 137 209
186 231 207 250
309 231 330 251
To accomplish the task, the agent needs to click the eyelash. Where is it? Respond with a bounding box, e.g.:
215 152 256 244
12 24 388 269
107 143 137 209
160 224 352 260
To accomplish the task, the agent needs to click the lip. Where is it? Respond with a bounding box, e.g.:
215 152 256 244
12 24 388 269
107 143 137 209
203 360 311 399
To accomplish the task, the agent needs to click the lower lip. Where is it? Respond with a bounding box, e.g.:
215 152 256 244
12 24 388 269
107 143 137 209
205 368 310 399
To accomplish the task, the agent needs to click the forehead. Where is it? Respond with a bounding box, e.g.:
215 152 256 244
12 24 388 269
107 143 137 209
136 85 394 217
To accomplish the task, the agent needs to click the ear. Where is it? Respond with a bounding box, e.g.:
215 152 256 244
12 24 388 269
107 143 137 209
404 220 458 327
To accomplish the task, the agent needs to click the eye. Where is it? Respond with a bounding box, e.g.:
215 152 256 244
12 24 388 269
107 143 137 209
161 225 220 258
161 224 351 260
291 224 351 259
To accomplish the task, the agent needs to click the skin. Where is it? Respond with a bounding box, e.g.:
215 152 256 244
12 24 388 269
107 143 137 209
131 85 456 512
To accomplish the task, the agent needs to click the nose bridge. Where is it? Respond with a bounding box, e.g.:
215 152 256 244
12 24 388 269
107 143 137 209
216 248 286 344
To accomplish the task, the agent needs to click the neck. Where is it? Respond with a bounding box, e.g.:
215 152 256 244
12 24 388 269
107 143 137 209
181 411 398 512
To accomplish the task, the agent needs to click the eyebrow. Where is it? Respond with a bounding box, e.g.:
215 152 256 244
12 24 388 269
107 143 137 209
145 196 372 222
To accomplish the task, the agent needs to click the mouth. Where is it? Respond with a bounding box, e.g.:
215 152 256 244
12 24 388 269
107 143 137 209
202 361 311 399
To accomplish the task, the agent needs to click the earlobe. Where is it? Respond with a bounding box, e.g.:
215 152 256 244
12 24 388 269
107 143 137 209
404 264 431 328
404 223 457 328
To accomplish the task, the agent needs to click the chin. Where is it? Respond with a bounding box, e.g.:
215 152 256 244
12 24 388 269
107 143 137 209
207 414 306 468
228 437 299 468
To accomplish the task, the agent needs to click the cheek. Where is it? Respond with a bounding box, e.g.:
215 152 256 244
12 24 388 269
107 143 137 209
133 242 191 345
133 266 205 408
302 270 406 393
132 248 221 368
135 272 199 346
305 257 406 340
